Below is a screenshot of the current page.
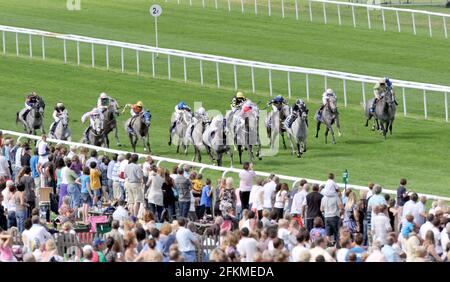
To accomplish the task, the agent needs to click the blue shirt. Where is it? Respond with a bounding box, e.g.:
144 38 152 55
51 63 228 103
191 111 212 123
345 246 366 262
401 222 414 238
200 185 211 207
30 156 39 178
382 245 399 262
80 175 90 193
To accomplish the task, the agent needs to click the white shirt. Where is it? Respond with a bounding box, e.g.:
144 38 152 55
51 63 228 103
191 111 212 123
263 181 276 209
274 190 287 209
309 246 335 262
290 189 307 215
419 221 434 240
441 226 450 253
371 213 392 245
251 185 264 211
189 192 196 212
291 244 308 262
323 179 338 197
142 161 151 178
60 167 69 185
112 206 130 223
0 155 10 178
28 224 53 246
118 160 129 183
237 237 258 262
14 147 23 168
176 227 197 252
37 140 48 156
402 200 423 225
336 248 349 262
238 170 256 192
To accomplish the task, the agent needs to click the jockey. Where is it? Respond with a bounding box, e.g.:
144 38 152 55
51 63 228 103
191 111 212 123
193 106 209 124
230 92 247 112
126 101 144 133
49 102 68 136
371 77 398 113
22 91 43 120
267 95 288 112
81 107 104 141
96 92 118 112
284 99 309 129
169 101 192 136
317 88 336 120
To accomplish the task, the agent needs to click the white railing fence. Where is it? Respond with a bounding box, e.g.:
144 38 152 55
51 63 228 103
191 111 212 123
2 129 449 202
0 24 449 122
309 0 450 38
165 0 449 38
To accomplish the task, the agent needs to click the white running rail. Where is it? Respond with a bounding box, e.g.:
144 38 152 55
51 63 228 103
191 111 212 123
0 24 449 121
2 129 449 202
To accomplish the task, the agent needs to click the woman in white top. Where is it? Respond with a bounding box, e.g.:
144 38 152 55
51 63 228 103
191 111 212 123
146 167 164 222
274 183 289 220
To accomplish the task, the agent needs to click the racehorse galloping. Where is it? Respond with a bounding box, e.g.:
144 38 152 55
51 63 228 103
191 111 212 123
49 111 71 141
233 101 262 164
202 115 233 167
103 103 121 148
126 111 151 153
287 102 308 158
84 115 106 147
266 104 290 150
16 101 45 135
185 113 208 163
315 95 341 144
169 110 192 155
365 89 396 139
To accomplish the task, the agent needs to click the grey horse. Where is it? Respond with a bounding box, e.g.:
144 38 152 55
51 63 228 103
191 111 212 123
84 115 106 147
202 115 233 167
266 104 290 150
169 110 192 154
125 111 151 153
315 95 342 144
16 102 45 135
287 101 308 158
185 113 208 163
365 90 396 139
102 103 121 148
233 101 262 164
49 111 71 141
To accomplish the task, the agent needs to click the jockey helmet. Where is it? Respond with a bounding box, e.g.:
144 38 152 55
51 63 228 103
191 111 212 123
56 102 64 108
274 95 284 103
326 88 334 95
177 101 186 110
136 101 144 108
100 92 108 99
378 78 386 85
197 107 206 115
385 77 392 87
296 98 304 105
236 92 245 99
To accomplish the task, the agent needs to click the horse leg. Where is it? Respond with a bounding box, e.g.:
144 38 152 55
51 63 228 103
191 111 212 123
115 125 121 147
248 145 254 163
288 134 296 156
146 133 151 153
330 126 336 144
281 132 287 150
335 115 342 137
365 115 371 127
389 120 394 135
238 145 243 165
297 141 301 158
324 127 329 144
316 121 322 139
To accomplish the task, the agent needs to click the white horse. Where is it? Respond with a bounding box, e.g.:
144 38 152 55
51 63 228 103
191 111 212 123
169 110 192 154
49 111 71 141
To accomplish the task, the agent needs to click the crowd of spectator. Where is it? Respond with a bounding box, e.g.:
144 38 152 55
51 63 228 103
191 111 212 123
0 131 449 262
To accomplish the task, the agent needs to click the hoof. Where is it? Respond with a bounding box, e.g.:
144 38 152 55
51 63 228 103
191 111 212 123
315 135 318 138
297 154 301 158
258 157 262 160
117 143 122 147
168 141 172 146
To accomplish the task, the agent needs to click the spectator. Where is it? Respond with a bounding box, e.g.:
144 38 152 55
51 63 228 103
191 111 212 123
304 184 323 231
371 205 392 246
402 193 424 226
27 215 52 246
263 176 278 212
309 237 335 262
320 188 343 245
237 227 258 262
112 200 130 224
161 169 176 221
124 154 143 217
239 162 256 210
175 168 191 218
274 183 289 220
146 166 164 222
175 217 200 262
290 183 308 225
89 162 102 209
219 177 236 217
309 217 326 243
345 233 367 262
342 190 358 235
199 178 212 217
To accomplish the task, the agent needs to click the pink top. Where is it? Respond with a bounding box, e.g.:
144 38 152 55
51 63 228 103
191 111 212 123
239 170 256 192
0 246 15 262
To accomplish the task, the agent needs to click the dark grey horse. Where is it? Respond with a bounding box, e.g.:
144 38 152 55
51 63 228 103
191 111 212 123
103 103 121 148
233 101 262 164
84 115 106 147
365 90 396 139
125 111 151 153
287 102 308 158
315 96 342 144
16 102 45 135
202 115 233 167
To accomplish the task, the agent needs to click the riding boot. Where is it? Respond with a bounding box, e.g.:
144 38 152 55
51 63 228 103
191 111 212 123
317 105 324 120
284 114 296 129
127 118 135 134
49 122 57 136
168 121 176 145
83 127 90 142
370 99 377 113
394 97 399 106
22 109 30 121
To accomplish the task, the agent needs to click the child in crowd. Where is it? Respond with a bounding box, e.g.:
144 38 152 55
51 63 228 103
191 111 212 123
191 173 203 198
199 179 212 218
401 214 415 239
309 217 327 243
89 162 102 210
76 167 92 224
